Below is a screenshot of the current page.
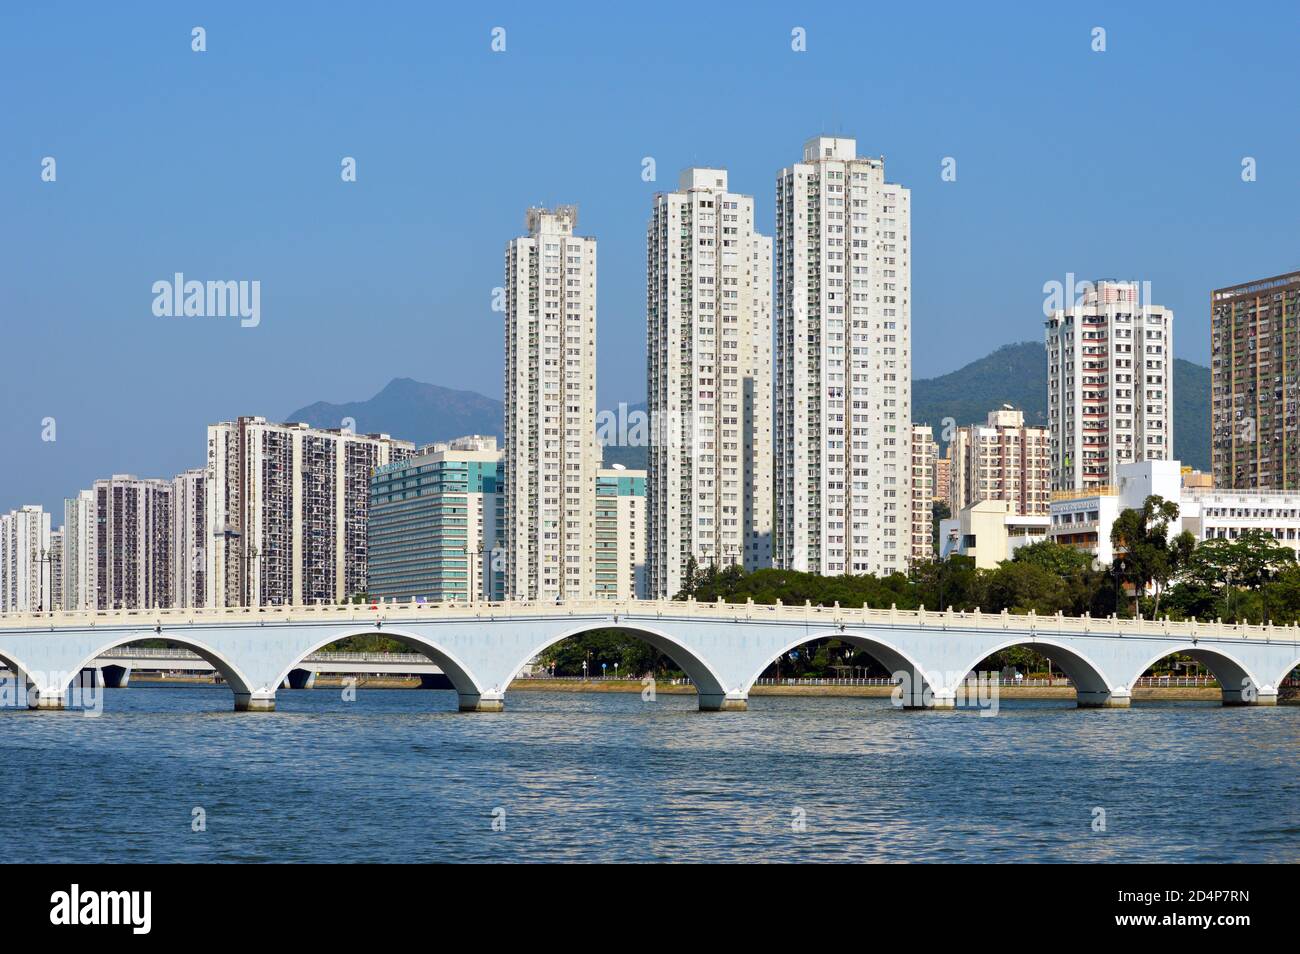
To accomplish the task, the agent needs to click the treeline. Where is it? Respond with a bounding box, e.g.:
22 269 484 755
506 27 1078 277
678 528 1300 626
677 543 1116 618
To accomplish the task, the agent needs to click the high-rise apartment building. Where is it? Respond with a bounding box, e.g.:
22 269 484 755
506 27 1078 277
172 468 207 608
62 490 94 610
1210 271 1300 489
646 168 772 596
1045 280 1173 490
369 436 505 602
0 505 51 613
91 475 173 610
910 425 935 564
948 407 1051 516
774 136 912 575
595 466 647 600
48 528 64 611
503 207 599 601
206 416 412 607
933 451 952 506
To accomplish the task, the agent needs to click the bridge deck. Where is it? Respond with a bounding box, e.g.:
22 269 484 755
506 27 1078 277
0 598 1293 644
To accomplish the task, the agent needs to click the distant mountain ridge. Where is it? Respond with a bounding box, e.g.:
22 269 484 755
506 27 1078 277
286 378 502 444
912 342 1049 430
286 344 1212 471
912 341 1210 471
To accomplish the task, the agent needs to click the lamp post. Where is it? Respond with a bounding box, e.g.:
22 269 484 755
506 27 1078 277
36 546 53 612
1112 558 1125 617
213 525 262 607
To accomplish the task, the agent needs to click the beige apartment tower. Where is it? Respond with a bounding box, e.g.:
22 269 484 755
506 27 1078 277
1211 271 1300 489
503 207 599 601
774 136 912 575
646 168 773 597
948 407 1050 516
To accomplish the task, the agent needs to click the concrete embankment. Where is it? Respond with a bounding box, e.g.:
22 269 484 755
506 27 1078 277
128 673 1239 702
505 679 1227 702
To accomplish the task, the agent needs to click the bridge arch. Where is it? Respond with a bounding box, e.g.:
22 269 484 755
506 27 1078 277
1271 654 1300 692
1125 644 1265 705
503 622 732 709
63 631 256 704
0 648 37 701
741 628 940 704
953 637 1115 707
273 626 486 705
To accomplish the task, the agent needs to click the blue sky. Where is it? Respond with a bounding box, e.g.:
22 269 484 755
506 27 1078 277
3 1 1298 514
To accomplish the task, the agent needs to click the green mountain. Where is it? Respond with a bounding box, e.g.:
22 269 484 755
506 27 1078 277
1171 359 1210 473
912 341 1210 471
912 342 1049 432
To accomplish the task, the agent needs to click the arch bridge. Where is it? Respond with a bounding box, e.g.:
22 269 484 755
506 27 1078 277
0 599 1296 713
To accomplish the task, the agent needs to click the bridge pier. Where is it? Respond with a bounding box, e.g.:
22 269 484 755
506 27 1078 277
233 691 276 712
1222 686 1277 706
698 692 748 712
893 670 953 709
26 687 65 710
459 691 504 712
1077 688 1131 708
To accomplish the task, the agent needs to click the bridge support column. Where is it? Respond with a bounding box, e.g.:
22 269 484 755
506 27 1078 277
233 691 276 712
894 671 952 709
26 688 65 710
1222 686 1277 706
1077 688 1131 708
698 691 748 712
459 691 504 712
927 690 957 710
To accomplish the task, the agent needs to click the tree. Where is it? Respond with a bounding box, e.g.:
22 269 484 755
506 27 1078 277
1175 531 1296 622
1109 495 1194 617
912 555 984 611
1012 539 1093 577
931 500 951 554
984 560 1069 615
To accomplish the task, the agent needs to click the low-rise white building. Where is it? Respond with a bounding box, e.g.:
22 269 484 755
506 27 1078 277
1181 489 1300 552
1049 458 1300 569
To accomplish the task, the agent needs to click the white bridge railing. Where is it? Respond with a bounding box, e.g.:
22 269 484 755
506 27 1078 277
0 597 1296 644
94 647 434 664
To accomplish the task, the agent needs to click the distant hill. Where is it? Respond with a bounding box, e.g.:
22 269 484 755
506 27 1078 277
912 342 1049 432
913 341 1210 471
285 380 651 467
1172 358 1210 473
286 378 502 444
285 346 1212 471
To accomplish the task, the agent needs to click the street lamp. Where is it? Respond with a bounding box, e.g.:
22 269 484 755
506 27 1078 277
213 525 262 606
36 546 54 612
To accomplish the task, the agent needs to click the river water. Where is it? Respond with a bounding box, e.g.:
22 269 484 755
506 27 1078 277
1 686 1295 863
